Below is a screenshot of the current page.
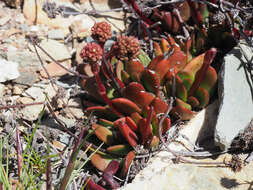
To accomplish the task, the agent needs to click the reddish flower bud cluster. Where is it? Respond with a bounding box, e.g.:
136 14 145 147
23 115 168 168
80 42 103 63
114 35 140 61
91 21 112 44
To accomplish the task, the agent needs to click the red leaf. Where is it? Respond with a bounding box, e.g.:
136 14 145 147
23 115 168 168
116 121 138 147
86 178 105 190
188 48 217 96
102 160 120 189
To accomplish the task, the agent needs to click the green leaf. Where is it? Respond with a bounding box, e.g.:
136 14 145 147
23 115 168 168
138 49 151 67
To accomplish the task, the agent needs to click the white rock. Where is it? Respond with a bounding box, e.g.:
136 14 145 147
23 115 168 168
29 39 71 61
215 40 253 150
23 86 45 101
48 29 65 40
0 59 20 82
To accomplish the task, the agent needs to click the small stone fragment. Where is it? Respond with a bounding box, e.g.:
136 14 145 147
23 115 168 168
40 60 71 78
0 59 20 82
29 39 71 61
48 29 65 40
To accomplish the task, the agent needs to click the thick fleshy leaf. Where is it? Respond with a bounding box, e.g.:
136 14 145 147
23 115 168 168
115 61 124 81
177 52 206 90
162 117 171 134
102 160 120 189
148 136 160 149
193 87 210 108
199 66 217 94
132 90 156 109
92 123 115 145
150 97 168 114
148 55 174 83
187 96 200 108
90 153 114 172
121 70 131 84
138 118 153 145
125 60 144 82
86 178 105 190
130 112 143 126
98 118 114 127
171 98 195 120
137 49 151 67
111 98 141 115
86 106 118 120
121 151 135 178
106 144 132 156
188 48 217 96
165 74 188 102
161 38 169 53
140 69 160 96
123 82 145 99
153 41 163 56
125 116 138 132
123 83 155 108
115 121 138 147
147 55 165 70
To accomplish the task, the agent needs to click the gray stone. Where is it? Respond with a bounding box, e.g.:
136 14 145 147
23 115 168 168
7 48 42 71
48 29 65 40
0 59 20 82
7 47 41 85
215 40 253 150
18 97 44 121
28 39 71 62
14 70 38 86
23 86 45 101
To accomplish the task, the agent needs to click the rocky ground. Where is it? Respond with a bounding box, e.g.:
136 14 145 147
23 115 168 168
0 0 253 190
0 0 126 189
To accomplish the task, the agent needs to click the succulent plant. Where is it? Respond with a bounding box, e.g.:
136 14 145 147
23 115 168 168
91 21 112 44
112 35 141 61
79 20 218 182
80 42 103 64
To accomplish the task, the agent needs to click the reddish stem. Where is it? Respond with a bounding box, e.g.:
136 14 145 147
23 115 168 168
92 65 123 117
102 47 125 93
46 158 52 190
86 178 105 190
16 126 22 181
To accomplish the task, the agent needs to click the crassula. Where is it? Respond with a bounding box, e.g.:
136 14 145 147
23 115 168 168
79 21 218 188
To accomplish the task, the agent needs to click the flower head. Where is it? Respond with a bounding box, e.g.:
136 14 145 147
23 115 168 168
80 42 103 63
91 21 112 44
114 35 140 61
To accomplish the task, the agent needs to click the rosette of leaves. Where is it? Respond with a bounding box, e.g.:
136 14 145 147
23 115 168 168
79 22 217 186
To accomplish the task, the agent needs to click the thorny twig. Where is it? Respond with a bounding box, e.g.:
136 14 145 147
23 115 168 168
14 118 22 181
0 102 44 110
31 36 82 121
30 36 88 79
